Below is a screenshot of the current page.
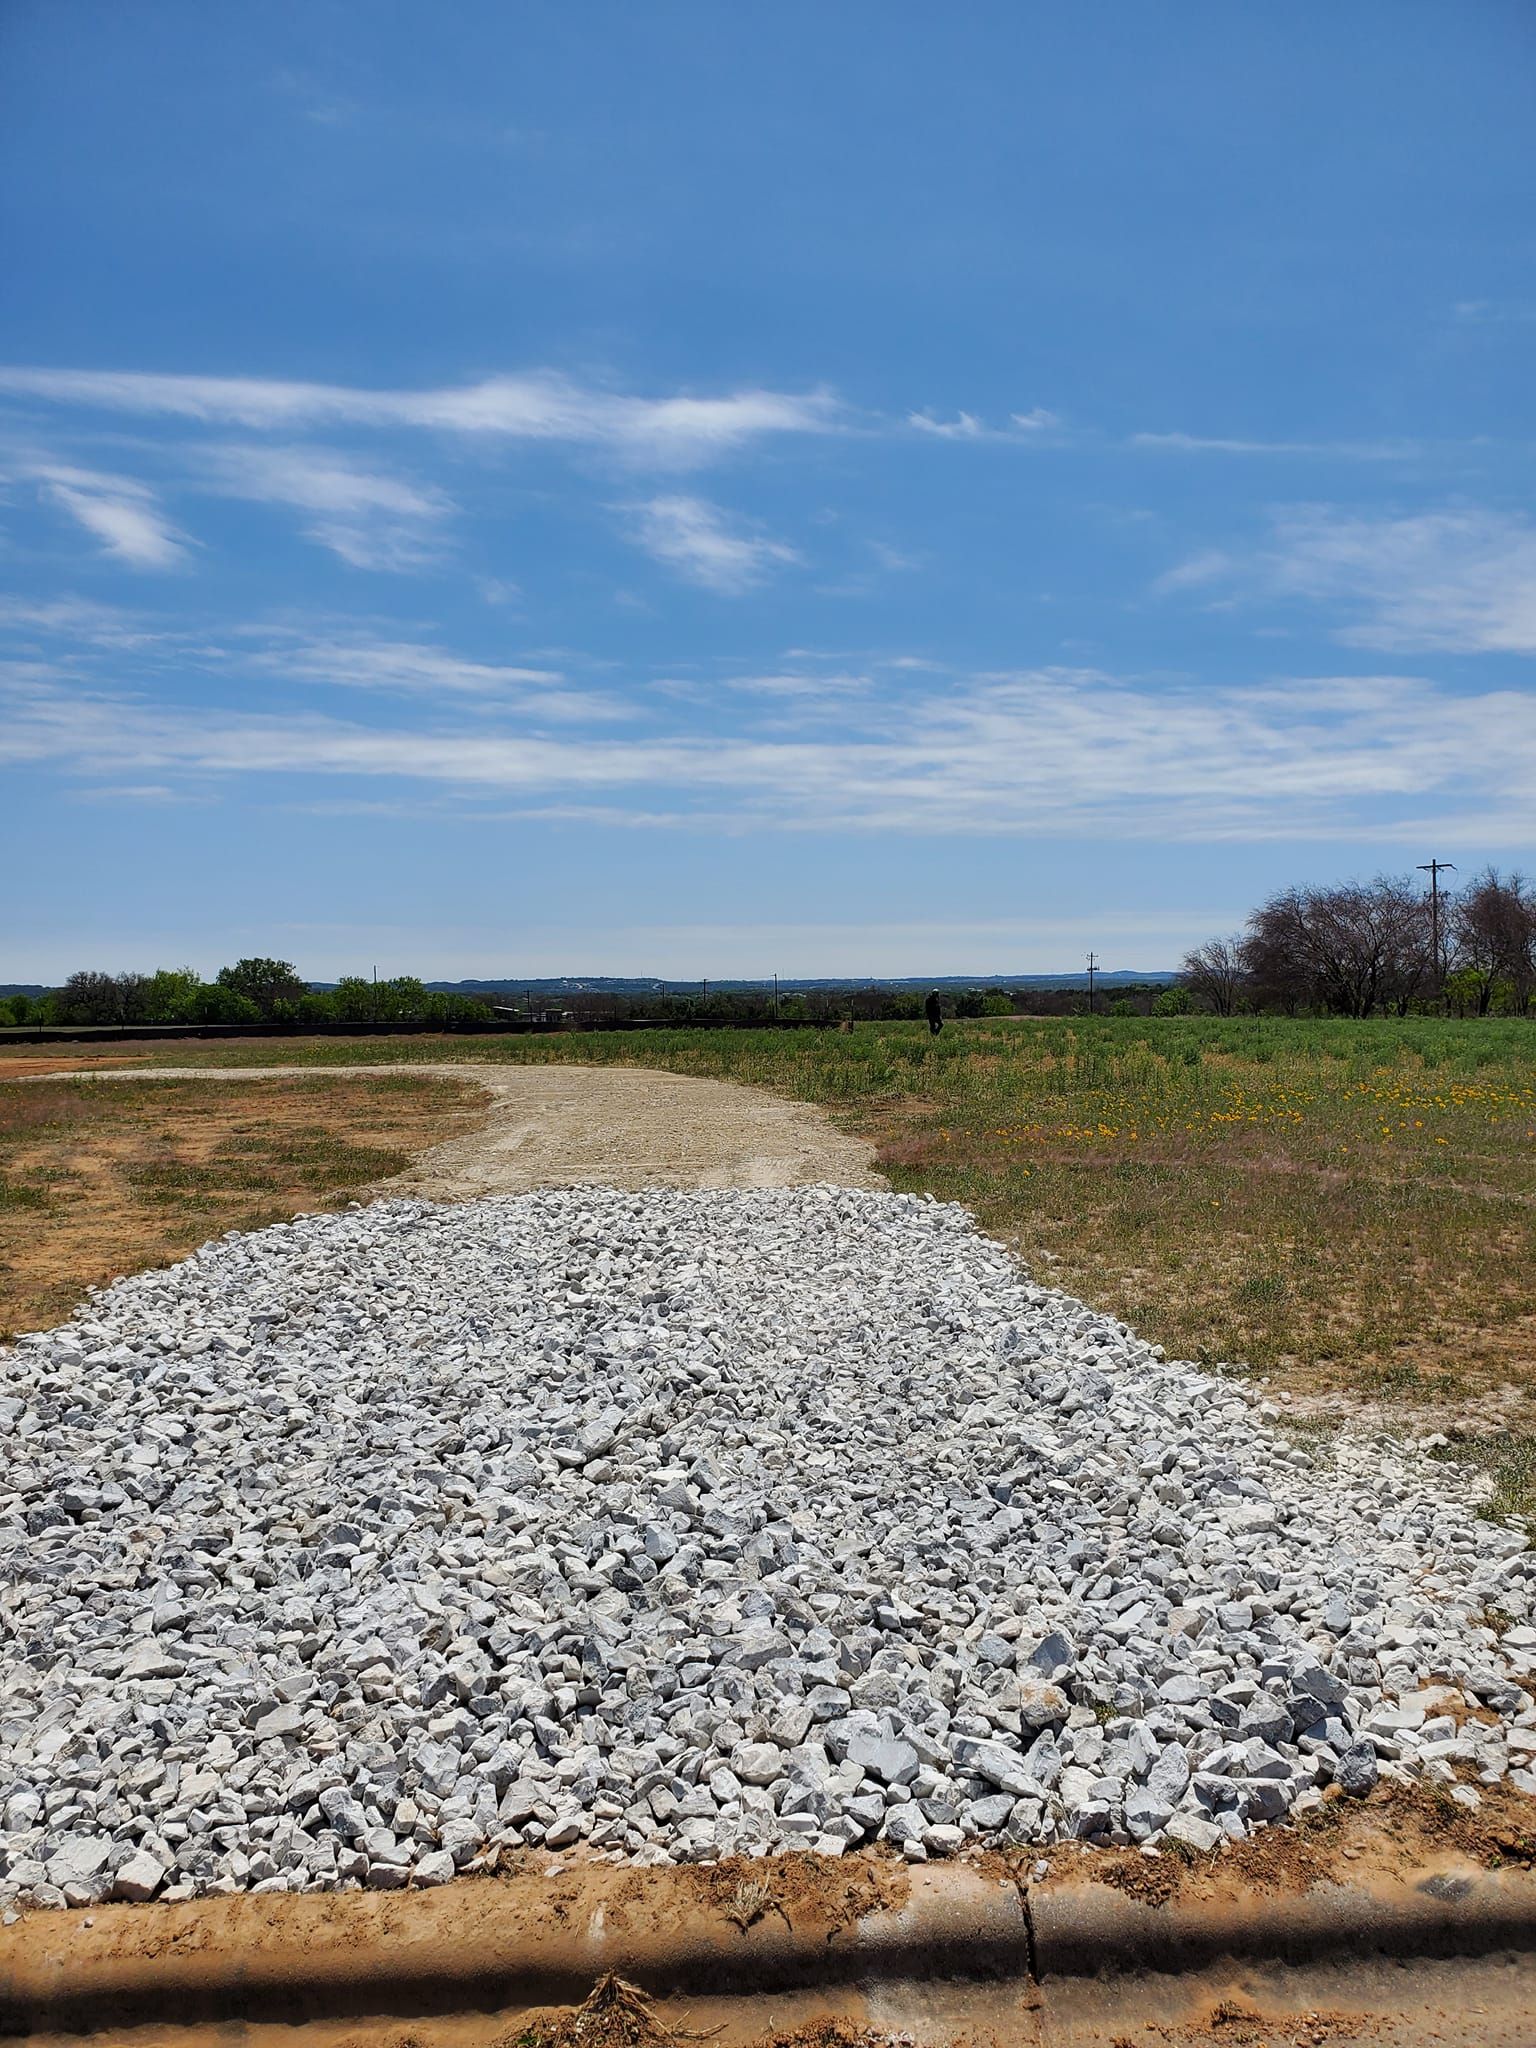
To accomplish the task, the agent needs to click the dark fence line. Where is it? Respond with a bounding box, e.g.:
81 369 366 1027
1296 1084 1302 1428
0 1015 841 1046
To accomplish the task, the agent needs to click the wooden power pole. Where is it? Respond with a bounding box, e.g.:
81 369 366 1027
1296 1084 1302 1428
1418 858 1456 990
1086 950 1097 1015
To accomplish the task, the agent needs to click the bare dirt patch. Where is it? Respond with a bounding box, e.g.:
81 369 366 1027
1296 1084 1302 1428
0 1074 481 1337
1024 1780 1536 1910
0 1048 162 1075
24 1063 886 1201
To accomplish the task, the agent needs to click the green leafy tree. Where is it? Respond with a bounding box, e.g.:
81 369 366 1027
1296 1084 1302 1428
1152 986 1194 1016
981 990 1014 1016
143 967 204 1023
329 976 375 1020
215 957 307 1020
382 976 428 1020
195 983 263 1026
1442 967 1482 1019
421 991 494 1025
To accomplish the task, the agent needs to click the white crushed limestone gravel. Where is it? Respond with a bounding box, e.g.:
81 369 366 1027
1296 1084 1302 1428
3 1186 1534 1910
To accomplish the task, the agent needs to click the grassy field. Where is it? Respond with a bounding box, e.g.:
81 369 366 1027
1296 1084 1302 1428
4 1017 1533 1511
0 1073 478 1339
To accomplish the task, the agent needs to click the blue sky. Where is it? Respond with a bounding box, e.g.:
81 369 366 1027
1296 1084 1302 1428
3 2 1534 981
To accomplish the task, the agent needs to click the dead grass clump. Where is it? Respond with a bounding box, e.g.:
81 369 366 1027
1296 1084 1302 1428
502 1977 685 2048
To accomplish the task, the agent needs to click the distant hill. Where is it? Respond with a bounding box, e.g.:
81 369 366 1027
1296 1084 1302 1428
4 971 1178 999
417 971 1177 996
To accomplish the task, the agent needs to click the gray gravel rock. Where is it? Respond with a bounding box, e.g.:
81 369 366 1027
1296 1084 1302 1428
110 1851 167 1902
1334 1741 1382 1796
2 1185 1532 1907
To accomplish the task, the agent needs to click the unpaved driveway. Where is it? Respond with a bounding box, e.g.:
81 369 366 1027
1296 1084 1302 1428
34 1063 885 1197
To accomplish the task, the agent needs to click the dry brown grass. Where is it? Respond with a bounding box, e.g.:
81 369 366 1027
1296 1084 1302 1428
0 1074 479 1337
878 1119 1536 1408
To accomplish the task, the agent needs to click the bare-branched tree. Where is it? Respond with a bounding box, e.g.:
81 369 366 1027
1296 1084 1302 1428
1451 868 1536 1016
1178 936 1247 1015
1186 877 1436 1017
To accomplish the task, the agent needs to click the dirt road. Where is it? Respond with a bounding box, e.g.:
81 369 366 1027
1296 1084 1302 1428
33 1062 885 1198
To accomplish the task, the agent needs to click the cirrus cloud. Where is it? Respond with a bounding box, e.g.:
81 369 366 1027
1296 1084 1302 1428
27 462 190 569
197 445 454 570
0 364 840 469
6 625 1533 844
1159 506 1536 653
622 495 801 594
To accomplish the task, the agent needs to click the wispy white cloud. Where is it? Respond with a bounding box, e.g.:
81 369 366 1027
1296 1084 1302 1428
255 632 624 720
197 444 453 570
1152 548 1236 595
1132 431 1412 460
7 647 1533 843
1159 506 1536 652
0 365 838 468
722 670 872 699
28 462 189 569
67 782 213 805
867 541 921 573
1453 299 1536 326
814 537 925 601
908 410 986 440
0 594 180 650
271 68 362 128
909 408 1063 442
0 598 623 719
623 495 800 593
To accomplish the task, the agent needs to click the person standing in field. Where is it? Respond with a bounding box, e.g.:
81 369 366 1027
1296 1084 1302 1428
924 990 944 1036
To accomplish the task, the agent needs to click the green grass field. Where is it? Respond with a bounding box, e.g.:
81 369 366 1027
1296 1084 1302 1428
6 1016 1534 1513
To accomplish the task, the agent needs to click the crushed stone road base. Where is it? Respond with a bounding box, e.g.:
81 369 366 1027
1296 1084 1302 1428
3 1187 1534 1906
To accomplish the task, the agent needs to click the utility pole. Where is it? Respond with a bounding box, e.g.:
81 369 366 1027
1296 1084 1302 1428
1418 859 1456 990
1086 950 1097 1015
773 972 779 1020
371 964 378 1026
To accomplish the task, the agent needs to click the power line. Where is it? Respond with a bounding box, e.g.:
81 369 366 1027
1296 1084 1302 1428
1418 858 1456 988
1086 950 1097 1015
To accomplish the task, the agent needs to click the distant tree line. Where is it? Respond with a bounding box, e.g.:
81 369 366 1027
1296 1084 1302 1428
0 965 1182 1031
0 958 497 1029
1180 868 1536 1018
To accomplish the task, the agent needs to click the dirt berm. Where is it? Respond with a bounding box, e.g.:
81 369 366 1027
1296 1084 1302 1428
4 1847 1536 2046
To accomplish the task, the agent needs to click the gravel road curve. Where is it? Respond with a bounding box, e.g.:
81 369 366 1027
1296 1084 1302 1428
21 1063 885 1197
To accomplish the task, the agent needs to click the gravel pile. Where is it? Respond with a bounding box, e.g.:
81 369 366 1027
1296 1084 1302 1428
3 1186 1534 1910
